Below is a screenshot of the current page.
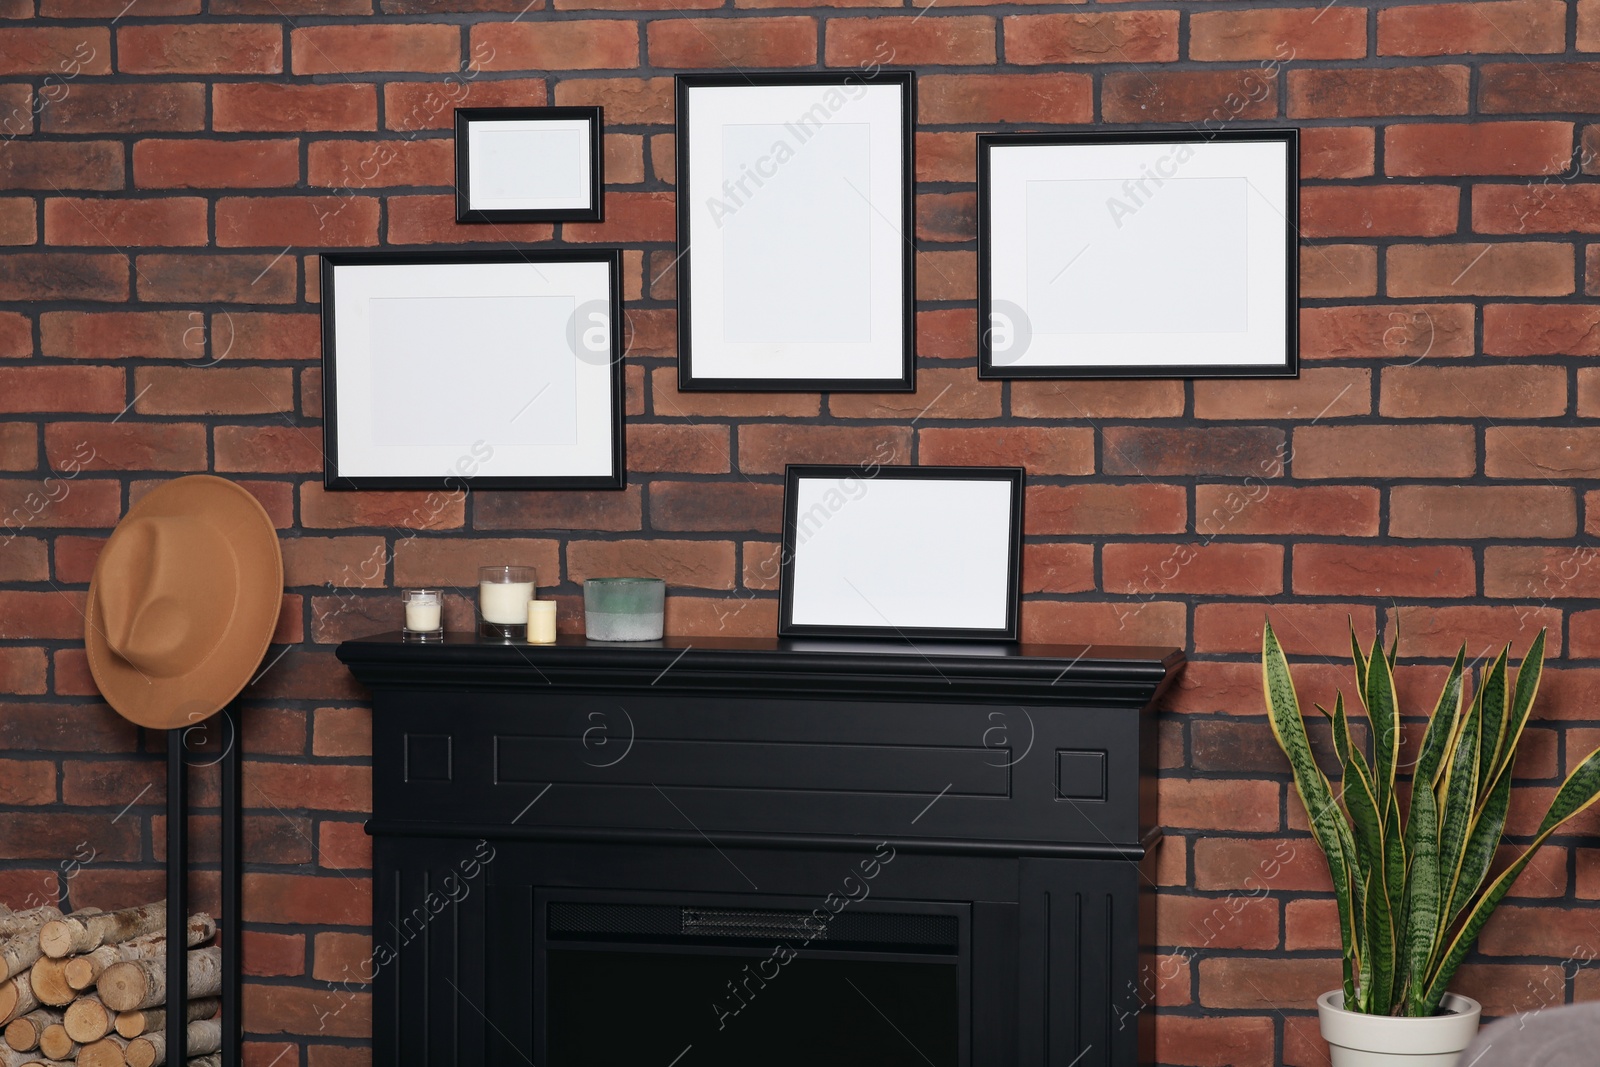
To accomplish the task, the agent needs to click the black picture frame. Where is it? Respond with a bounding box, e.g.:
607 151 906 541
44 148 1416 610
455 106 604 224
676 70 916 393
778 465 1024 642
320 249 626 491
978 128 1299 380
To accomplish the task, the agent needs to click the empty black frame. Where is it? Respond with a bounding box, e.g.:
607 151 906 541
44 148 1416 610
778 465 1024 642
320 249 626 491
977 128 1299 380
676 70 916 393
455 106 604 224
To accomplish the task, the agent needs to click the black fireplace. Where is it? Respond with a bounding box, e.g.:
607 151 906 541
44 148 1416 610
337 635 1181 1067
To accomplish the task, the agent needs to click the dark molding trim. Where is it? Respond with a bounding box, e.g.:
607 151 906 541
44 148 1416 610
364 820 1160 862
337 632 1184 708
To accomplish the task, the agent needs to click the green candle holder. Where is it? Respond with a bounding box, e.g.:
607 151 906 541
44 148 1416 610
583 577 665 642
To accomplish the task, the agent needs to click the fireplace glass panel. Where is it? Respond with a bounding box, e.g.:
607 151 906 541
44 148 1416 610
547 948 959 1066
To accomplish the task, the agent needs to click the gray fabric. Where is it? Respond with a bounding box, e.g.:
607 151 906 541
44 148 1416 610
1457 1003 1600 1066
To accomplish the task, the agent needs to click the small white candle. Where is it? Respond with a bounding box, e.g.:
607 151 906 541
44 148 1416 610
405 593 441 632
527 600 557 644
480 580 534 624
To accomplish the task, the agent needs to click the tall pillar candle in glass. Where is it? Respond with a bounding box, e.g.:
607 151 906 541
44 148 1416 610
479 565 536 640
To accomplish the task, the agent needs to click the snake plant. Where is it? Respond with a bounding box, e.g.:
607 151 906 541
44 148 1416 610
1262 619 1600 1016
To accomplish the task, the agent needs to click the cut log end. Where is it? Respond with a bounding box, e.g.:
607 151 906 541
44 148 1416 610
124 1033 158 1067
67 915 213 997
36 1022 75 1062
113 998 217 1042
112 1009 151 1041
96 948 221 1014
1 1020 34 1053
63 994 116 1044
64 951 107 992
35 921 80 962
41 904 162 961
27 960 74 1008
77 1033 129 1067
3 1009 56 1053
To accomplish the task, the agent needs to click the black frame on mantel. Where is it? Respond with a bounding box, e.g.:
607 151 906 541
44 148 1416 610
778 465 1025 642
454 106 604 224
320 249 626 491
977 127 1300 380
675 70 917 393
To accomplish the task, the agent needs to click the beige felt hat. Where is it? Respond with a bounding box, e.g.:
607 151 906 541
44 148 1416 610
85 475 283 730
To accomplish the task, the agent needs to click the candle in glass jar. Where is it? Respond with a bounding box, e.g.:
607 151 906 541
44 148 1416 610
479 579 535 624
527 600 557 644
405 591 441 632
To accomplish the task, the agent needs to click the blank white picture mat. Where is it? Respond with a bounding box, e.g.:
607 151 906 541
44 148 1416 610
467 119 592 209
332 260 615 479
988 139 1289 367
368 295 578 448
720 121 873 344
686 82 906 380
789 477 1015 630
1025 177 1248 335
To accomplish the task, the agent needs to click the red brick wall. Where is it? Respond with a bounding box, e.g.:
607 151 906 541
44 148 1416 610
2 1 1598 1064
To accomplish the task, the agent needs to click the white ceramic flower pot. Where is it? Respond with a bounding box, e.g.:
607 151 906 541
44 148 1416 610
1318 990 1481 1066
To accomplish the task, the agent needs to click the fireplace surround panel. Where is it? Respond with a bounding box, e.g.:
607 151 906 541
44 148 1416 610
339 635 1181 1067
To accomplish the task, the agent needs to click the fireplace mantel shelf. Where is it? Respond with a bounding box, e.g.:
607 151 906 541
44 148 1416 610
337 631 1184 707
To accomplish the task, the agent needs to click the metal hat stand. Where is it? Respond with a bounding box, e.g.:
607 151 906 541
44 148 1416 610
164 703 242 1066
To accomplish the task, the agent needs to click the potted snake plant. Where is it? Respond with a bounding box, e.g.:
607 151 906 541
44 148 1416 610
1263 620 1600 1065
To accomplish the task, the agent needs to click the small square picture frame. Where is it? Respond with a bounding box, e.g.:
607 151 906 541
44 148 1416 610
978 128 1298 380
320 249 625 491
455 106 604 224
778 465 1024 642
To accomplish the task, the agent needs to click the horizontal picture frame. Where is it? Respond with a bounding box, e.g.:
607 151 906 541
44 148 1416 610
676 70 916 393
320 249 625 491
455 106 604 224
978 128 1299 380
779 465 1024 642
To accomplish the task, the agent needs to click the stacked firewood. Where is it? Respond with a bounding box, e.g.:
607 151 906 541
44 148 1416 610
0 902 222 1067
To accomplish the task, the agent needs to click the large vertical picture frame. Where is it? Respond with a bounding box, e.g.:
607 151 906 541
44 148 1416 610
676 71 916 393
778 465 1024 642
978 128 1298 379
320 250 626 491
